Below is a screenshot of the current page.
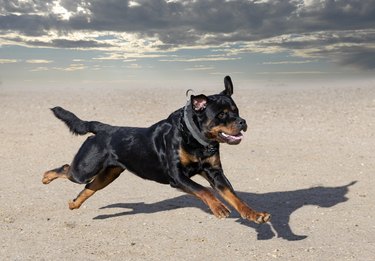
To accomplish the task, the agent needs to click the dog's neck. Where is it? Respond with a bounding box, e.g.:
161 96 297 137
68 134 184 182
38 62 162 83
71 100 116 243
182 102 218 153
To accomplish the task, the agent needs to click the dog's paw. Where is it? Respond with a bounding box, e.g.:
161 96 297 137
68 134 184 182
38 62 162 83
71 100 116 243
42 171 54 184
254 212 271 224
68 200 80 210
240 208 271 224
209 201 231 219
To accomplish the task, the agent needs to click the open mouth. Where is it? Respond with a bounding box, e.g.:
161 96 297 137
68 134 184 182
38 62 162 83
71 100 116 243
218 131 244 144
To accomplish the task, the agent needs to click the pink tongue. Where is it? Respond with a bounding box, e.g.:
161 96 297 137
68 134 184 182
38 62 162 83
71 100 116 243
230 133 243 140
223 132 243 141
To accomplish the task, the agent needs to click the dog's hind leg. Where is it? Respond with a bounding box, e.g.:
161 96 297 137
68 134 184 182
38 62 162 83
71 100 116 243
68 166 124 210
42 164 72 184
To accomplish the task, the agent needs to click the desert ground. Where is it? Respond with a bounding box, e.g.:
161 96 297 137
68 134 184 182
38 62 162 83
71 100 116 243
0 82 374 260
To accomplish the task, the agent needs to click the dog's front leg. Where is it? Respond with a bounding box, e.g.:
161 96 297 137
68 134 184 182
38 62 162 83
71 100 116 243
202 168 271 224
170 172 231 219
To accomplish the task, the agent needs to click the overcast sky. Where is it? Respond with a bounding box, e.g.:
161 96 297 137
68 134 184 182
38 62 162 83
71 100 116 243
0 0 374 89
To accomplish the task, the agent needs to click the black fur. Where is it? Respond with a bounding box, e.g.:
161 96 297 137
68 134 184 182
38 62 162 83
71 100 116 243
51 107 112 135
44 76 271 223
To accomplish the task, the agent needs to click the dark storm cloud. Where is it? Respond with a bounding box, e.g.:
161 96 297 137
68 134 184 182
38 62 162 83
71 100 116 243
1 0 375 69
338 47 375 70
265 31 375 50
0 14 57 36
64 0 299 43
34 38 112 49
0 0 49 14
4 35 111 48
1 0 374 38
295 0 375 31
309 45 375 71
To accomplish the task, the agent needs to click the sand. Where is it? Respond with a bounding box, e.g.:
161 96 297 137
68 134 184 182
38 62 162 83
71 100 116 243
0 83 374 260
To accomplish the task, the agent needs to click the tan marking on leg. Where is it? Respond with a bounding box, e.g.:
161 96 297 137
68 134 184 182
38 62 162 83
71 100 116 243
193 189 231 219
68 167 124 210
69 189 95 210
42 164 70 184
219 188 270 224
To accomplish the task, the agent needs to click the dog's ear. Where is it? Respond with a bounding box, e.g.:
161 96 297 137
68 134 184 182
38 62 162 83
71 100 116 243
191 94 208 111
222 75 233 96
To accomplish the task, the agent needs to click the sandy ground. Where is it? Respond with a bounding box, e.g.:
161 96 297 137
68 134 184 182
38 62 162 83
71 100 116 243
0 83 374 260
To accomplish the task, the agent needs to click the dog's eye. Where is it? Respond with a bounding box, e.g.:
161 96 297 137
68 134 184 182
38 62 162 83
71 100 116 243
217 111 227 119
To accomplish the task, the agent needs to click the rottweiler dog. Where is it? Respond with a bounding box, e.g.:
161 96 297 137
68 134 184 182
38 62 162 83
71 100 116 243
42 76 270 224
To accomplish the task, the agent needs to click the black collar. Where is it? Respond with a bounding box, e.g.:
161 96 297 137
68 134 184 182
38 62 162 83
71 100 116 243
182 102 218 154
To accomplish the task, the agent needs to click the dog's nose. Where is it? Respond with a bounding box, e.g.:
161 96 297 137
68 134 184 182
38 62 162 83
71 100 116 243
237 118 247 132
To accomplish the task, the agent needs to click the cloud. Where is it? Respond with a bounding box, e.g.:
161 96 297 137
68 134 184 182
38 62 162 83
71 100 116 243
2 34 112 49
30 66 49 72
257 29 375 69
0 59 18 64
160 56 241 62
262 60 315 65
312 45 375 71
26 59 53 64
257 71 328 75
0 0 374 69
126 63 142 69
184 65 214 71
53 63 87 71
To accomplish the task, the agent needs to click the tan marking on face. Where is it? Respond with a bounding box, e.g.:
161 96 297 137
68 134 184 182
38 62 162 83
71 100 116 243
207 122 239 140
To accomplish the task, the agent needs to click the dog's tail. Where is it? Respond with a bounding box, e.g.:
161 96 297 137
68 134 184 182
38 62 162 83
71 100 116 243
51 106 112 135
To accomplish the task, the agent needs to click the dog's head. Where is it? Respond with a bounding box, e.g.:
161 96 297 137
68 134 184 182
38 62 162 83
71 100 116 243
187 76 247 145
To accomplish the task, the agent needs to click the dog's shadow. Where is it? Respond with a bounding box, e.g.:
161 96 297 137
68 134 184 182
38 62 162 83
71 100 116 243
94 181 356 241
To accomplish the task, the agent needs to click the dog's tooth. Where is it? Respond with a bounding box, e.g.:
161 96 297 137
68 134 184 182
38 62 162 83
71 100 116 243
221 132 229 137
